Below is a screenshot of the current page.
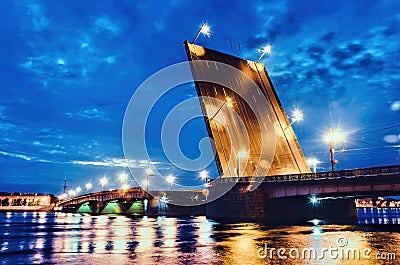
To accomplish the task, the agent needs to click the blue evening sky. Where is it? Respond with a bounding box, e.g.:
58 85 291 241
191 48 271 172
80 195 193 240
0 0 399 194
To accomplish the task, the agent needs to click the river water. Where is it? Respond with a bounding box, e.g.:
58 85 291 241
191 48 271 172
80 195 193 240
0 211 399 264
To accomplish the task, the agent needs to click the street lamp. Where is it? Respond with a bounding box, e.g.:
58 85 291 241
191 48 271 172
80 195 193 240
85 182 92 192
166 175 175 190
192 21 211 43
100 177 108 192
285 108 304 131
307 157 320 173
290 109 304 125
257 44 272 62
237 151 248 178
75 187 82 195
324 126 347 171
210 97 234 121
200 170 209 200
68 189 76 197
200 170 208 183
145 167 154 191
118 173 128 189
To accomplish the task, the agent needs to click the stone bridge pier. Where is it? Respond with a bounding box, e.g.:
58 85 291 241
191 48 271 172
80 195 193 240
206 181 357 224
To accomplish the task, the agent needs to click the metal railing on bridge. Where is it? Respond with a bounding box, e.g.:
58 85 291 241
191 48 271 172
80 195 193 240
212 165 400 184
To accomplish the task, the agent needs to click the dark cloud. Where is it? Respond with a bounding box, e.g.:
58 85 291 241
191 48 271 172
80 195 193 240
347 43 363 54
321 32 335 42
307 45 325 60
331 48 351 60
247 36 267 50
383 17 399 37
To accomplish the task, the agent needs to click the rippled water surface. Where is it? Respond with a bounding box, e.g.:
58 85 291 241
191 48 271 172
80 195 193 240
1 212 400 264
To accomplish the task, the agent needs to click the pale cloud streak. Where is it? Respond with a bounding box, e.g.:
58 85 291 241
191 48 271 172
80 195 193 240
65 108 110 121
0 150 32 161
71 158 161 168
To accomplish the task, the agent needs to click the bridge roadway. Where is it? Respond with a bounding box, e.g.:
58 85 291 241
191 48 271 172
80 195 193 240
210 164 400 199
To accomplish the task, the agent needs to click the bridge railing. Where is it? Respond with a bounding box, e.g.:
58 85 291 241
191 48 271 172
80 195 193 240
212 164 400 184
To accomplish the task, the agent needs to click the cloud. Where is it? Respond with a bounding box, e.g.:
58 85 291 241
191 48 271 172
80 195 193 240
383 135 399 144
390 101 400 111
0 148 163 171
71 158 161 168
93 16 120 35
0 150 32 161
26 2 49 31
65 108 110 121
320 32 335 42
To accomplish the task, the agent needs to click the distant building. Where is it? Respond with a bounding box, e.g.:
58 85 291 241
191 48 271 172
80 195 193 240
0 192 56 208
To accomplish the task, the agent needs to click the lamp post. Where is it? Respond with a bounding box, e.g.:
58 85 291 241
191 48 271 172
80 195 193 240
145 167 153 192
210 97 234 121
166 175 175 190
100 177 108 192
324 126 346 171
68 189 76 198
328 126 334 171
192 21 211 43
237 151 248 178
100 177 108 203
200 170 209 200
307 157 320 174
290 109 304 125
257 44 272 62
118 173 128 190
284 108 304 131
75 187 82 195
85 182 92 192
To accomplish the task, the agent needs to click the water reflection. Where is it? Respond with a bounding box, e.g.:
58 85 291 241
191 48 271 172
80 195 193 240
0 213 399 264
358 208 400 225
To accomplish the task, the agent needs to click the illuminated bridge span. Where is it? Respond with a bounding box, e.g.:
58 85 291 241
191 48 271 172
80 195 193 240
207 165 400 223
212 164 400 198
56 188 205 215
57 187 144 208
56 187 145 214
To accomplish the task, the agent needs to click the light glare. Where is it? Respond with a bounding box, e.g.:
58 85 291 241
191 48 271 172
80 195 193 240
292 109 304 122
200 23 211 37
324 129 347 143
307 157 320 166
200 170 208 180
310 196 319 204
166 175 175 184
258 44 272 55
100 177 108 185
146 167 153 175
119 173 128 182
